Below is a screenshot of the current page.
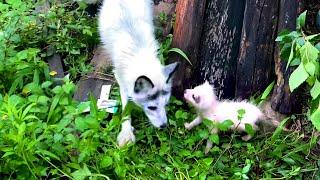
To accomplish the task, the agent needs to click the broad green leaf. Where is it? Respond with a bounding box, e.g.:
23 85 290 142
300 41 319 64
296 37 305 46
199 129 209 138
75 117 88 131
296 11 307 30
72 164 91 180
245 124 255 136
62 83 75 94
52 86 63 94
168 48 192 66
311 79 320 100
100 156 113 168
203 158 213 166
242 164 251 174
315 42 320 50
199 173 207 180
289 63 309 92
305 62 316 76
310 109 320 131
38 95 50 105
41 81 52 88
209 134 219 144
218 120 234 131
237 109 246 120
290 58 301 67
282 157 296 165
242 174 249 179
307 76 316 86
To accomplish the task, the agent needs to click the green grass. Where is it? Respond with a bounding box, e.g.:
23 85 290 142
1 85 319 179
0 1 319 179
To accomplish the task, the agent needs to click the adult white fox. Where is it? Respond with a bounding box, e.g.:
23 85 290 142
98 0 179 147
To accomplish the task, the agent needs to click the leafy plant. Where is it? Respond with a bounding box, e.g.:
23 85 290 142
276 11 320 131
0 0 98 81
158 34 192 65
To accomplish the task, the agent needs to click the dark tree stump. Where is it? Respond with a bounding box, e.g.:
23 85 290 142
235 0 279 99
271 0 301 114
193 0 245 99
170 0 207 97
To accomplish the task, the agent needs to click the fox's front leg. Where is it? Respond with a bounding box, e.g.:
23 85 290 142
184 116 202 130
205 127 218 155
117 88 135 147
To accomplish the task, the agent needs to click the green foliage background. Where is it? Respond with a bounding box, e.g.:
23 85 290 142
0 1 319 179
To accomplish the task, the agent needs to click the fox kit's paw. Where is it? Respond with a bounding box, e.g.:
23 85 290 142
117 122 135 147
184 122 193 130
241 135 252 141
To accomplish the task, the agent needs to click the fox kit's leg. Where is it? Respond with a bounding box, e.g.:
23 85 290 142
240 123 258 141
117 87 135 147
205 127 218 154
184 116 202 130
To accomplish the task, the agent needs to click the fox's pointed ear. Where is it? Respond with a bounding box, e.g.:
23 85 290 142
164 62 180 83
134 76 154 94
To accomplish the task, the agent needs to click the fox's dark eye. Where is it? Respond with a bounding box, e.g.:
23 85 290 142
192 94 201 103
148 106 157 111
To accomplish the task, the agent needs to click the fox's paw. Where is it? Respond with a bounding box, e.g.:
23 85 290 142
184 122 193 130
117 124 135 147
241 135 252 141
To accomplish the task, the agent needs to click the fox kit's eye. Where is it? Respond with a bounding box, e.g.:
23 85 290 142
148 106 157 111
192 94 201 104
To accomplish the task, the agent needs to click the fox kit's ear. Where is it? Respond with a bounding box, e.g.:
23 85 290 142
134 76 154 94
164 62 180 83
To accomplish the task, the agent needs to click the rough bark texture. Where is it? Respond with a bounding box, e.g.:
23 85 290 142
235 0 279 99
170 0 206 97
271 0 301 114
194 0 245 99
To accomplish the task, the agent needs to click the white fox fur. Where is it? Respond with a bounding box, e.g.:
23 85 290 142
98 0 178 147
184 81 264 154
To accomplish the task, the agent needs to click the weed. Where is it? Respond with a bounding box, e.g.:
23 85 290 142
276 11 320 131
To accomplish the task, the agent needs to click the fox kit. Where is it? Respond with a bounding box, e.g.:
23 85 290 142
184 81 264 154
98 0 179 147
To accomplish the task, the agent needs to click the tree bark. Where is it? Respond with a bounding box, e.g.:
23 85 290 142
235 0 279 99
193 0 246 99
271 0 301 114
170 0 207 97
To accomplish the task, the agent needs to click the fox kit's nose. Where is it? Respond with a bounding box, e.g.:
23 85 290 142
159 124 167 129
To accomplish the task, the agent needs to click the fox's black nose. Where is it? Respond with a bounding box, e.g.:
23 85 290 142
160 124 167 129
